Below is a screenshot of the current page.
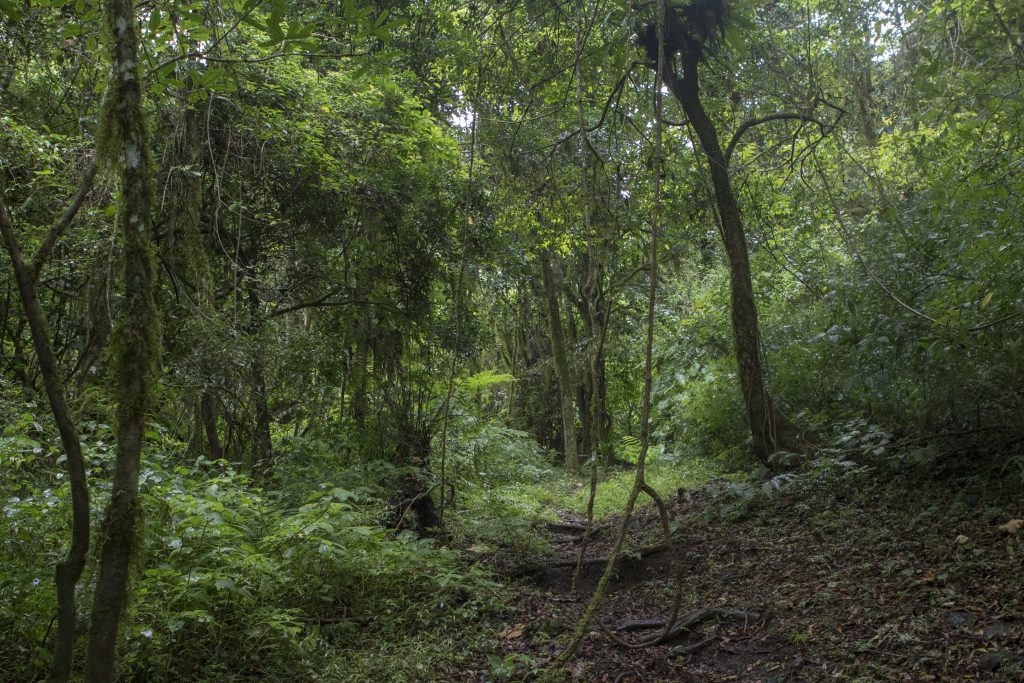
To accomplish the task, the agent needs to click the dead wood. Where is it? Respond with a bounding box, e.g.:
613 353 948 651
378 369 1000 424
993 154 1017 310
544 521 608 537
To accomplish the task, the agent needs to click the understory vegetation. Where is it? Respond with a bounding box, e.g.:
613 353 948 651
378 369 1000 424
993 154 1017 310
2 0 1023 680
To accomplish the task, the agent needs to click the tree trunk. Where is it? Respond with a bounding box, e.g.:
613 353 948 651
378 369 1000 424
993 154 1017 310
579 250 612 462
566 293 592 458
349 315 372 426
200 392 224 460
85 0 160 678
539 249 579 473
665 54 801 463
247 283 273 474
852 21 879 146
175 82 222 460
0 194 90 683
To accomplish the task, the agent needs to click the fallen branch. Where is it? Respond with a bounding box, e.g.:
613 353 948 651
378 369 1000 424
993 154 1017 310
544 521 608 536
559 531 610 546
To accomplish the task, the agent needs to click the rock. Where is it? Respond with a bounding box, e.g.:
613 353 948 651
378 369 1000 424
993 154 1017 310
945 611 975 627
977 650 1024 672
997 519 1023 535
982 621 1013 641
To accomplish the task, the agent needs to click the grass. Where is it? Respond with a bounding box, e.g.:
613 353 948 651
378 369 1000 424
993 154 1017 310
539 457 721 520
453 456 720 531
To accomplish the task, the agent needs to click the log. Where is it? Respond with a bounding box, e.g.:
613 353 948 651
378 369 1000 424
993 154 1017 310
545 521 609 539
513 544 667 576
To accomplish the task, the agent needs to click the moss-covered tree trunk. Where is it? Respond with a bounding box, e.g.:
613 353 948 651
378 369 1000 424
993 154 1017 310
566 294 592 458
539 249 579 474
85 0 159 678
174 88 223 460
349 314 372 425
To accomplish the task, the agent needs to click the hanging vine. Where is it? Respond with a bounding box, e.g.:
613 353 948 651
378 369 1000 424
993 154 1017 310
546 0 670 671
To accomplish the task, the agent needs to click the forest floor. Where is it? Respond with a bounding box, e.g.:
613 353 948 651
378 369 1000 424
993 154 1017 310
483 446 1024 682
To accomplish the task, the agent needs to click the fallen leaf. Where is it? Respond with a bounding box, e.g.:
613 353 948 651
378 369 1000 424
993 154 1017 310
997 519 1023 535
500 623 526 639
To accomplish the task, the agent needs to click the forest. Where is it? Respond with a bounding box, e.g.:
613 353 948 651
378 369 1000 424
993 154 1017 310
1 0 1022 680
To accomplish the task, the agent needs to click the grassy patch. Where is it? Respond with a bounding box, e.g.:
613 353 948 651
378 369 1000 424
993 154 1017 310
475 457 721 522
558 458 720 519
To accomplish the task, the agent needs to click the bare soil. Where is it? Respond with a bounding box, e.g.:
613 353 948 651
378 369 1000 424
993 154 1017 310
488 450 1024 682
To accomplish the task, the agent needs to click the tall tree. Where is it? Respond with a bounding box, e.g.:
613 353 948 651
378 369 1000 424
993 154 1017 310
540 248 580 473
0 179 92 683
642 1 803 461
85 0 159 677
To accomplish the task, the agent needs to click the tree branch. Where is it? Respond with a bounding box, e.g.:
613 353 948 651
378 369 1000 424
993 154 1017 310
31 158 98 283
267 291 396 318
148 49 370 77
725 112 828 166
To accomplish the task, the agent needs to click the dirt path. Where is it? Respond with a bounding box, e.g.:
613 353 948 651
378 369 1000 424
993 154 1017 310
493 463 1024 682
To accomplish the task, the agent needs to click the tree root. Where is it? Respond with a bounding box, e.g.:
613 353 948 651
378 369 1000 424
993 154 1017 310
612 619 669 632
667 636 715 658
609 608 762 648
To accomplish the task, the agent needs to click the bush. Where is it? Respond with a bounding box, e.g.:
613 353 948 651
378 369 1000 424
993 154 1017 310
1 416 500 682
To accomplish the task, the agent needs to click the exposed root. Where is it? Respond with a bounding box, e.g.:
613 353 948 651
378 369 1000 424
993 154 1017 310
610 608 762 648
667 636 715 658
610 619 668 632
643 608 761 647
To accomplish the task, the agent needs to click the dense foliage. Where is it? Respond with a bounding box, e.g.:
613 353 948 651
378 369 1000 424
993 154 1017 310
1 0 1022 679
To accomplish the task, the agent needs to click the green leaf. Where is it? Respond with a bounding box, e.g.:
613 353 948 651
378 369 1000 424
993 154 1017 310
0 0 20 21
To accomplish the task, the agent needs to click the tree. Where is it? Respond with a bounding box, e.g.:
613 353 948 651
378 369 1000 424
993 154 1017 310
539 248 580 473
0 167 93 683
640 1 804 461
85 0 160 677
